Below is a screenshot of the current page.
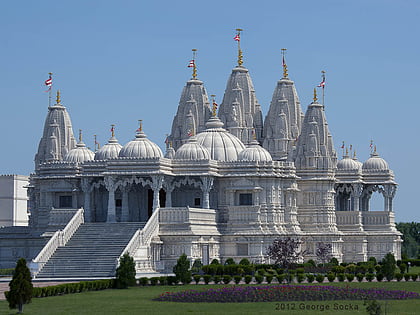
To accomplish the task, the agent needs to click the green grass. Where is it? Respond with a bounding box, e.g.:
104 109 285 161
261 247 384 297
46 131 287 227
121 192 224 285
1 282 420 315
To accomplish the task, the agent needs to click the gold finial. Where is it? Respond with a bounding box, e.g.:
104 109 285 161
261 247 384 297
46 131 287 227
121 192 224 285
281 48 288 78
169 141 173 148
345 147 349 156
111 124 115 137
94 134 100 151
56 90 61 104
79 129 82 142
313 88 318 102
235 28 243 66
252 128 257 141
138 120 143 132
211 94 217 117
192 49 197 80
353 150 357 159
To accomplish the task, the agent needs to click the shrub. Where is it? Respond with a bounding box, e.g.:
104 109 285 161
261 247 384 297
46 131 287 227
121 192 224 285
149 277 159 286
411 274 418 281
337 273 345 282
223 275 232 284
327 273 335 282
368 257 377 265
115 253 136 289
399 263 407 274
307 259 316 266
381 253 396 281
404 274 411 281
191 259 203 274
203 275 212 285
167 276 178 285
346 274 355 282
295 268 305 274
239 258 250 265
244 275 252 284
139 277 149 286
7 258 33 313
345 264 356 274
224 258 236 265
233 275 242 284
210 259 220 265
356 273 364 282
255 275 264 284
330 257 339 266
213 275 221 284
376 273 384 282
173 254 192 284
266 275 273 284
395 273 403 281
296 273 305 283
276 274 285 284
193 275 201 284
316 274 324 283
159 276 168 285
306 274 315 283
366 273 375 282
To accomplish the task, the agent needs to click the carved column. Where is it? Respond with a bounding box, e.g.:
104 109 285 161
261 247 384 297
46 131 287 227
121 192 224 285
383 184 397 212
81 179 92 222
105 176 117 222
151 175 164 211
352 183 363 212
163 180 174 208
200 176 214 209
121 186 130 222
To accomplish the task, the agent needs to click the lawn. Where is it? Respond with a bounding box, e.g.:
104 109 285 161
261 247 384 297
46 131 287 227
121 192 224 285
1 282 420 315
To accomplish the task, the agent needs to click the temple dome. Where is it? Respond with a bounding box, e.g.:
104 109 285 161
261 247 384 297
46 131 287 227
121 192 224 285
94 136 122 160
64 141 94 163
362 151 389 171
195 116 245 161
238 139 272 162
119 130 163 159
337 155 361 171
175 136 210 160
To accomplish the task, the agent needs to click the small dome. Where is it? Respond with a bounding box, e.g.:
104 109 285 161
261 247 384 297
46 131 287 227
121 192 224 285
164 146 176 159
195 116 245 161
362 150 389 171
175 136 210 160
337 155 361 171
119 130 163 159
64 141 94 163
94 136 122 160
238 139 272 162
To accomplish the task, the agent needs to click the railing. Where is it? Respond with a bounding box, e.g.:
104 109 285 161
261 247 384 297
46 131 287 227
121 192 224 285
118 208 160 268
31 208 84 277
48 208 79 226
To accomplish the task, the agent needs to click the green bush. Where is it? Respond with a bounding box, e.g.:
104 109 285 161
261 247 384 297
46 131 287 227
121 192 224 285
306 274 314 283
327 273 335 282
213 275 221 284
149 277 159 286
233 275 242 284
404 273 411 281
244 275 252 284
365 273 375 282
0 268 14 276
173 254 192 284
224 258 236 265
356 273 364 282
203 274 212 284
276 274 285 283
411 274 418 281
399 263 407 274
139 277 149 286
346 273 355 282
158 276 167 285
254 275 264 284
193 275 201 284
296 274 305 283
7 258 33 313
376 273 384 282
337 273 345 282
395 273 403 281
295 268 305 274
115 253 136 289
210 259 220 265
222 275 232 284
307 259 316 266
239 258 250 265
265 275 273 284
315 274 324 283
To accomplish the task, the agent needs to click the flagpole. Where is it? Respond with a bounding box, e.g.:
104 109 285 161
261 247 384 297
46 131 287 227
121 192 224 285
235 28 243 67
48 72 53 107
321 70 325 106
281 48 288 78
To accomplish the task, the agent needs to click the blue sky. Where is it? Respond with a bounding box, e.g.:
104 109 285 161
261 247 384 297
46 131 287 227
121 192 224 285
1 0 419 222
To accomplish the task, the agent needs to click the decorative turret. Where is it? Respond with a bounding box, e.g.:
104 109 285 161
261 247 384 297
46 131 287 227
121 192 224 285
35 90 76 169
168 49 212 150
293 89 337 172
263 49 304 160
218 29 263 144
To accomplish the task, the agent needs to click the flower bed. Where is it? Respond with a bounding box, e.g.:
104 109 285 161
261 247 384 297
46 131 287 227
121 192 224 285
154 285 420 303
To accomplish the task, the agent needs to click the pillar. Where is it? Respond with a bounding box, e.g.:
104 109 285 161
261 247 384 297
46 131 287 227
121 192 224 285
121 187 130 222
105 176 117 222
151 175 164 212
81 179 91 222
200 176 213 209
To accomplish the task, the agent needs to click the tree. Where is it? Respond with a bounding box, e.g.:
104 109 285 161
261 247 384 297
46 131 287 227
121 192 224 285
316 242 333 265
381 252 396 281
396 222 420 258
7 258 33 313
115 253 136 289
266 237 305 269
173 253 191 284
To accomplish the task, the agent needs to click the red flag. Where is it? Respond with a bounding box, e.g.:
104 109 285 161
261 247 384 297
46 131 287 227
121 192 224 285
234 34 240 41
188 60 195 68
341 141 345 149
317 78 325 88
44 74 52 92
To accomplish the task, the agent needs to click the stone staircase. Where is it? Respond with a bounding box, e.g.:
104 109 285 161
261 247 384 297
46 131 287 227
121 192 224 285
35 222 145 278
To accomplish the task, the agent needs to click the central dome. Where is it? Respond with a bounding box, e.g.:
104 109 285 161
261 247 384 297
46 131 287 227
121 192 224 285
119 130 163 159
195 116 245 161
